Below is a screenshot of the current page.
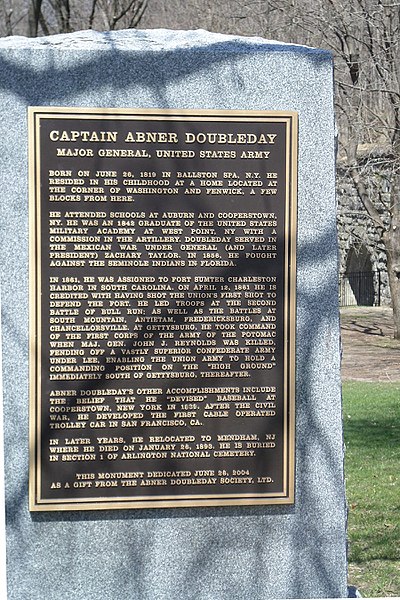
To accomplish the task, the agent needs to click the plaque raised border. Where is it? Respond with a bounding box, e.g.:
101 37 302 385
29 107 297 511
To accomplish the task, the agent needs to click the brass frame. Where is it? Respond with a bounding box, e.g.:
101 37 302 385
29 107 297 511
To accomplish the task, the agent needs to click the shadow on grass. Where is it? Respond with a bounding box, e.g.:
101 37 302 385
344 417 399 450
350 527 400 562
344 383 400 570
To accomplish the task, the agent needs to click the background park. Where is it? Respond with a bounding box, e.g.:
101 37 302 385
1 0 399 597
341 307 399 597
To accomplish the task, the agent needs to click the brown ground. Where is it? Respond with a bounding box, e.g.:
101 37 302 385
340 306 400 382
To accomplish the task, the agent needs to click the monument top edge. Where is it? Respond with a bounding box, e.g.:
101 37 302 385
0 27 330 57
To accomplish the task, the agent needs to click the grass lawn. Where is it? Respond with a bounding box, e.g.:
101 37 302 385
343 381 400 597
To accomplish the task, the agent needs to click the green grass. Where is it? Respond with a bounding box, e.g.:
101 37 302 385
343 381 400 597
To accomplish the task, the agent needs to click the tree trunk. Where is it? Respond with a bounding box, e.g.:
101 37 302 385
384 232 400 340
1 0 13 36
28 0 43 36
384 176 400 340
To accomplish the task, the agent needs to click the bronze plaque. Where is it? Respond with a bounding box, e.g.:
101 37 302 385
29 108 297 511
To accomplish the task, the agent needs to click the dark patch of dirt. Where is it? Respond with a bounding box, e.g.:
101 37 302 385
340 307 400 382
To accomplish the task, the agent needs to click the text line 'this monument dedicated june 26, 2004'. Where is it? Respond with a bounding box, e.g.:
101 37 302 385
29 108 297 511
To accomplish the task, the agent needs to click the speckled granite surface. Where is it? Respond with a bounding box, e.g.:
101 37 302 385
0 29 346 599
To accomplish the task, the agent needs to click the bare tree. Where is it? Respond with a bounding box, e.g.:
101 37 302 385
90 0 147 30
0 0 14 35
28 0 43 36
0 0 148 36
48 0 71 33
